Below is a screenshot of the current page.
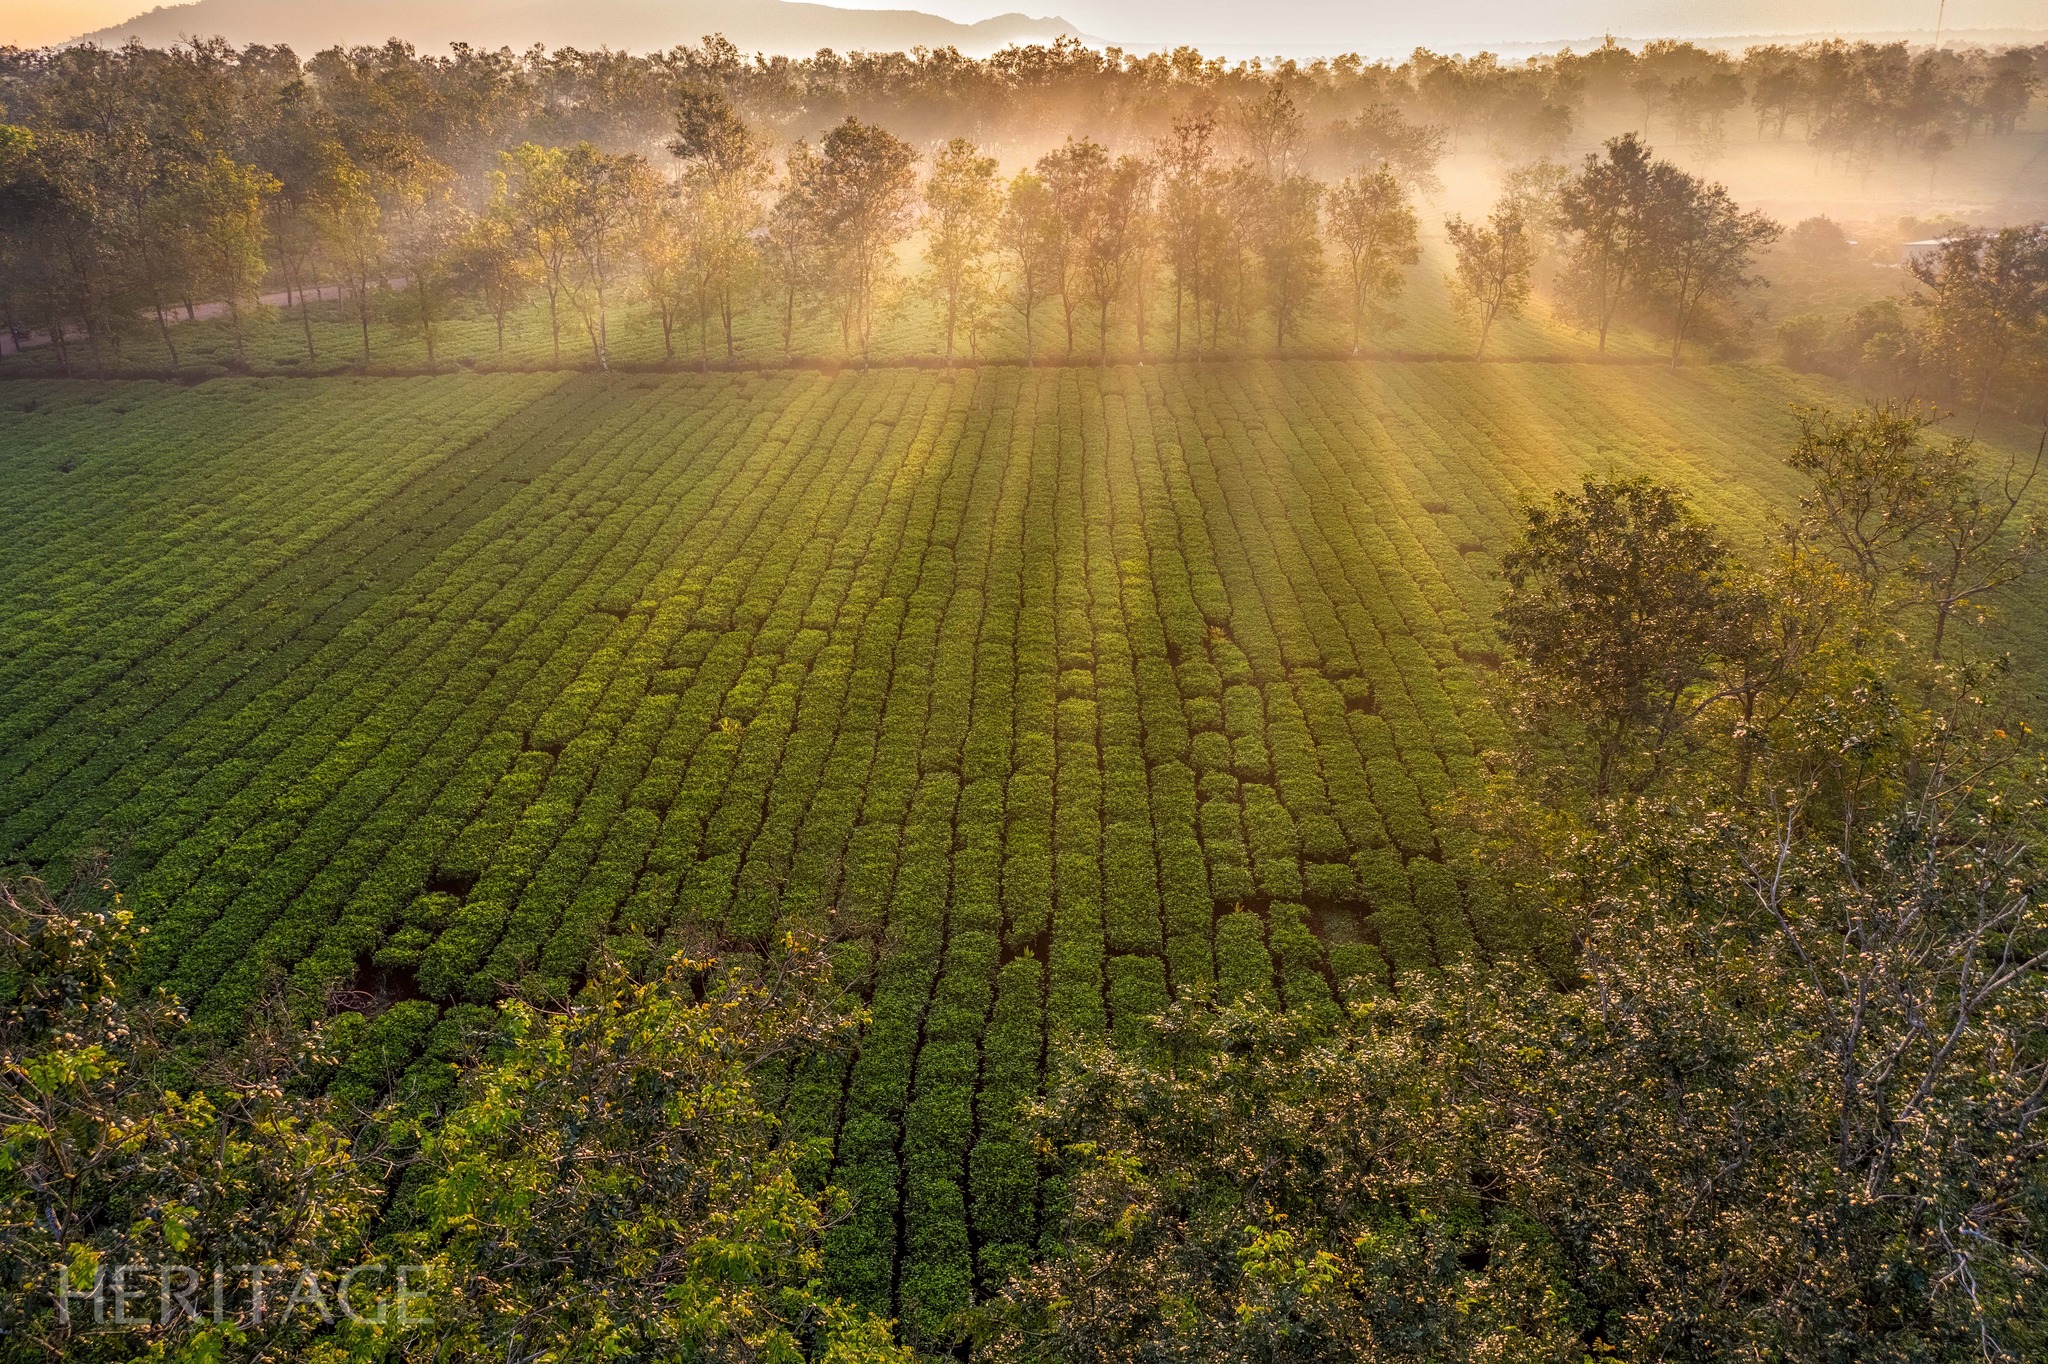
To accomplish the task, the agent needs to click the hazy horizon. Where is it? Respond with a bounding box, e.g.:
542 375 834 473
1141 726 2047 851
7 0 2045 55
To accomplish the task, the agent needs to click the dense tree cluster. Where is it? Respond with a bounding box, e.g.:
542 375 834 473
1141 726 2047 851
0 34 2037 375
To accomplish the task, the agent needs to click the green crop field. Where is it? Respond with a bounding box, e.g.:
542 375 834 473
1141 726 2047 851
2 358 2041 1333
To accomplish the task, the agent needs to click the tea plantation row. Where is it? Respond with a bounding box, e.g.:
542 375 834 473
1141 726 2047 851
1 359 1999 1338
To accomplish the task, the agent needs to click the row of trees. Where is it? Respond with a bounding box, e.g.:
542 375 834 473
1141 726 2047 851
2 44 2035 379
0 34 2036 197
0 87 1437 370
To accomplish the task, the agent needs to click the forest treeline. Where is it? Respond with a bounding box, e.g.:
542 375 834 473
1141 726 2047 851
0 35 2043 408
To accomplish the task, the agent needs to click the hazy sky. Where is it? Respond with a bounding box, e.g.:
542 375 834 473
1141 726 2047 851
10 0 133 48
5 0 2040 54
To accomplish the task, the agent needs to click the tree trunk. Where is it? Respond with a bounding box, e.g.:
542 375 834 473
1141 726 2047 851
152 294 180 367
298 267 318 362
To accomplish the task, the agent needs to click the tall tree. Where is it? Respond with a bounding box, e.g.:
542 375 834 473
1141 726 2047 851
1035 136 1108 361
175 150 278 360
496 143 575 364
763 140 822 365
102 128 191 366
1154 113 1216 358
1256 173 1324 353
384 159 463 365
310 153 383 362
453 206 533 353
1444 199 1533 360
920 138 1000 366
809 117 918 365
1326 166 1417 353
1645 167 1779 366
1557 132 1657 354
632 190 691 362
254 92 346 363
1080 155 1153 365
559 143 659 371
1198 163 1266 353
1 127 119 372
998 169 1060 366
669 87 769 363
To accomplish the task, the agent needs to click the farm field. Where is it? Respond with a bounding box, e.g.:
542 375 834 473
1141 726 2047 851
1 358 2041 1335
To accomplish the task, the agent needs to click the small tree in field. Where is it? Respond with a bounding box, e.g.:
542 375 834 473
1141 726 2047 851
1327 165 1418 353
1444 199 1532 359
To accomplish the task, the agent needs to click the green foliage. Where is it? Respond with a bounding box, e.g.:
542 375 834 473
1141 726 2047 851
388 940 907 1363
0 864 383 1361
976 998 1584 1363
1497 474 1744 794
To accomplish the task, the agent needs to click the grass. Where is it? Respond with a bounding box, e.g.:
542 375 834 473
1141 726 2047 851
1 356 2039 1339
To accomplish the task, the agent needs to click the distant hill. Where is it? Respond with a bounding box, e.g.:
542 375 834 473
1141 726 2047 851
70 0 1082 58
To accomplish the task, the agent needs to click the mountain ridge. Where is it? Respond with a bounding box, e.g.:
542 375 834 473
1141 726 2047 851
69 0 1083 58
